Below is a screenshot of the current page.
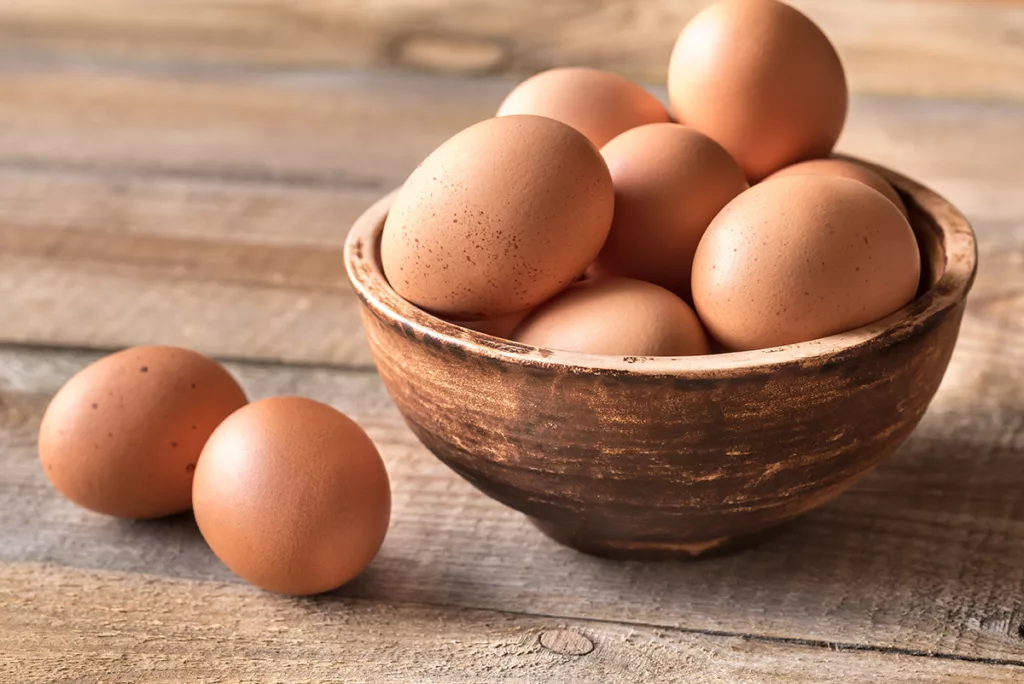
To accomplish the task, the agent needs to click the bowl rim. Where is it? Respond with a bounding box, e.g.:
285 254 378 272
344 160 977 378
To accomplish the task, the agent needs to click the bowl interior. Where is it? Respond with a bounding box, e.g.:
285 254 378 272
346 163 977 378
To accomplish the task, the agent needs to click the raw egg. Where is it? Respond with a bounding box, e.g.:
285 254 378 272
382 115 613 319
668 0 847 180
497 67 670 148
513 277 710 356
192 396 391 596
591 123 748 300
38 346 247 519
766 157 908 216
691 175 921 351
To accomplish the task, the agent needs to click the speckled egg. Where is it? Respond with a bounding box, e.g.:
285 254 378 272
513 277 710 356
382 115 614 319
192 396 391 596
38 346 248 518
691 175 921 351
497 67 670 148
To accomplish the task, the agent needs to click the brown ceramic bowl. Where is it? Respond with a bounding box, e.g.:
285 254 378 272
345 164 977 559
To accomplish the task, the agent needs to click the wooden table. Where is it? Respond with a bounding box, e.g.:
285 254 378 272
1 1 1023 681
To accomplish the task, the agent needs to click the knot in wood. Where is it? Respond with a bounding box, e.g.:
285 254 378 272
539 629 594 656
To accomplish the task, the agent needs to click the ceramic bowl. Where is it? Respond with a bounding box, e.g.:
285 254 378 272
344 164 977 558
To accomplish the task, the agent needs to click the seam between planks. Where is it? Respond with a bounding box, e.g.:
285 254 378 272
0 341 380 373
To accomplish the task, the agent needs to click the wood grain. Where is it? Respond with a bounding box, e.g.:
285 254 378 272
0 65 1020 364
4 563 1021 684
1 338 1022 664
0 0 1021 102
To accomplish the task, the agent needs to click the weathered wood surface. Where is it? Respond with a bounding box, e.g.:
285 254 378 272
1 342 1023 671
6 564 1022 684
0 63 1021 365
1 1 1023 680
0 0 1022 101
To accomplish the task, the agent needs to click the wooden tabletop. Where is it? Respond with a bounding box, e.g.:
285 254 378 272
2 1 1023 682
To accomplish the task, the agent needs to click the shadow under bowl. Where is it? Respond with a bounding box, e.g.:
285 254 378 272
344 164 978 559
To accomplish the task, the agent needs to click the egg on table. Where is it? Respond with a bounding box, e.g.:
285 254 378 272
192 396 391 596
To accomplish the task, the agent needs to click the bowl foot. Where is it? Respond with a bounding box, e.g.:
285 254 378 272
528 517 785 560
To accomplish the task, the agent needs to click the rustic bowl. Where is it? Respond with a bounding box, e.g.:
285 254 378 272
345 165 977 559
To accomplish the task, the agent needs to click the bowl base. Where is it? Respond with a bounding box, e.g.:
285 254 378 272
529 517 786 560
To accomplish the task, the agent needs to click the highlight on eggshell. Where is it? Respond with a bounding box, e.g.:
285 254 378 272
766 157 909 217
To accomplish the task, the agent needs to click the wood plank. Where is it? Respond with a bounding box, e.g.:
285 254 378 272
0 66 1020 364
3 563 1020 683
0 0 1021 102
1 326 1023 664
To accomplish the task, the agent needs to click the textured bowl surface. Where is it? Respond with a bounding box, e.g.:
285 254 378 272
345 164 977 559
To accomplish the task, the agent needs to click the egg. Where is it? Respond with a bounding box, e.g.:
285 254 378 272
766 157 908 217
192 396 390 596
382 115 614 319
590 123 748 300
691 175 921 351
450 309 532 340
668 0 847 181
497 67 670 148
38 346 247 519
513 278 710 356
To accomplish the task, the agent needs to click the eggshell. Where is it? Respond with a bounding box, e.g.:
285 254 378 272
450 309 532 340
766 157 908 216
38 346 247 519
382 115 614 319
513 277 710 356
192 396 390 596
691 175 921 351
668 0 848 181
497 67 670 148
591 123 748 300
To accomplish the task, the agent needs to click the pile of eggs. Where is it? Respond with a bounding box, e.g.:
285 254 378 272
39 346 391 596
383 0 921 356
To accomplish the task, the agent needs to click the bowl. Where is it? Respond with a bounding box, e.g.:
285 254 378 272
344 164 977 559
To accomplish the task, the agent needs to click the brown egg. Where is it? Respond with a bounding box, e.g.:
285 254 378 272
192 396 390 596
38 346 247 519
382 115 614 319
591 123 748 300
766 158 908 217
668 0 848 181
450 309 532 340
497 67 670 148
691 175 921 351
513 278 710 356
